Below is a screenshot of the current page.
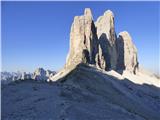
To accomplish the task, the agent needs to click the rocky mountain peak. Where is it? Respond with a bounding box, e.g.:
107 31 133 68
33 68 56 81
116 31 139 74
65 8 98 69
104 10 114 17
65 8 138 74
95 9 117 70
96 10 116 45
84 8 93 19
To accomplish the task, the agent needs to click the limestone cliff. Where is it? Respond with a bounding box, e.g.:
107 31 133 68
95 10 117 70
116 31 139 74
65 8 138 74
66 8 98 69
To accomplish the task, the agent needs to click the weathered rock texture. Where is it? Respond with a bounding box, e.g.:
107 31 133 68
65 8 139 74
66 8 98 69
95 10 117 70
116 31 139 74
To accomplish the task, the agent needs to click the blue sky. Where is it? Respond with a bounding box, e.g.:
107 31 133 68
2 1 159 73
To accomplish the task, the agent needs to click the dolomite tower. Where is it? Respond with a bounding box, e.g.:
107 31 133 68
66 8 98 69
65 8 139 74
95 10 117 70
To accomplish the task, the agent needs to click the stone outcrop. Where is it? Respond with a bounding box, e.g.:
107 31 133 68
95 10 117 70
65 8 98 69
116 31 139 74
65 8 139 74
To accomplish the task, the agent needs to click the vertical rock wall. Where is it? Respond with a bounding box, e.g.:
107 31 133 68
66 8 98 69
65 8 139 74
116 31 139 74
95 10 117 70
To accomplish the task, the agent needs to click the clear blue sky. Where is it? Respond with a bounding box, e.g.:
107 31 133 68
2 1 159 73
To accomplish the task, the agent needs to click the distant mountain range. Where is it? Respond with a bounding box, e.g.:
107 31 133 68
1 68 56 84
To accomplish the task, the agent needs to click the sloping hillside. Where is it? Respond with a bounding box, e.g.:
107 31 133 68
2 64 160 120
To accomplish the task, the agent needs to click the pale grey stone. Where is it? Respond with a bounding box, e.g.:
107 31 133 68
65 8 98 70
95 10 117 70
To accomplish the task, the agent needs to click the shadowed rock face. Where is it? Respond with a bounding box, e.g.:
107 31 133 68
65 8 138 74
95 10 117 70
116 31 139 74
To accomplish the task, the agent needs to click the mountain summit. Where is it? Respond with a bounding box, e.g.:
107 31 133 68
50 8 140 82
65 8 138 74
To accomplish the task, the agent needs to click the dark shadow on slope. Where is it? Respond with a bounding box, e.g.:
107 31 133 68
55 63 160 120
2 64 160 120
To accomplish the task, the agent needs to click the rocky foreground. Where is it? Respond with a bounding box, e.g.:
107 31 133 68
2 65 160 120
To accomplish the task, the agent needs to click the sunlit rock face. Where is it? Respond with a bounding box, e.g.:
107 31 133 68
65 8 98 69
65 8 138 74
95 10 117 70
116 31 139 74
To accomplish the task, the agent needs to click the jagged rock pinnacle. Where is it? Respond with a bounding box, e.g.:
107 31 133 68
65 8 138 74
95 9 117 70
104 10 114 17
65 8 98 69
84 8 93 19
116 31 139 74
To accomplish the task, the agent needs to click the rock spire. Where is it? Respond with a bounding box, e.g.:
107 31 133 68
116 31 139 74
65 8 139 74
95 10 117 70
65 8 98 69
